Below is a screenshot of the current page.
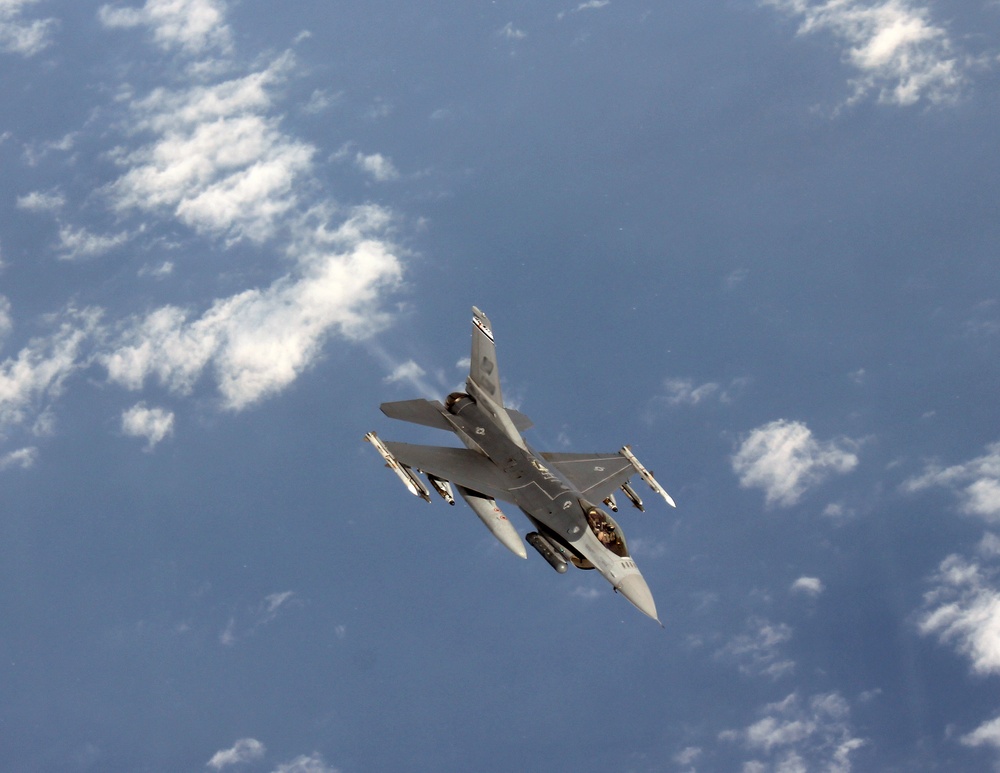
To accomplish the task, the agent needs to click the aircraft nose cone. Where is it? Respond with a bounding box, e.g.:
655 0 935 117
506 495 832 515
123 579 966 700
616 574 659 623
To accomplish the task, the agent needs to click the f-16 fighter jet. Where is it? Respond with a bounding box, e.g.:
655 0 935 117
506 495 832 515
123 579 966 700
365 306 676 622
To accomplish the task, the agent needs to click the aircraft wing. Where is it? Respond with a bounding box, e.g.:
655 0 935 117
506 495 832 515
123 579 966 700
539 452 637 502
382 441 515 504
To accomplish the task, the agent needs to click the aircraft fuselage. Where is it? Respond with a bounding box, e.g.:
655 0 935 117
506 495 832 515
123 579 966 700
443 393 654 616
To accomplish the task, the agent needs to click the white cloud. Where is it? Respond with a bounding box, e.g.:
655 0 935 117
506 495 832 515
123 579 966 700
0 0 408 462
903 442 1000 522
0 308 99 432
355 151 399 182
302 88 341 115
383 359 425 386
0 446 38 470
271 752 339 773
138 261 175 279
22 133 77 167
761 0 965 107
733 420 859 508
790 576 824 596
722 692 865 772
822 502 855 521
0 0 56 56
102 205 402 410
57 225 129 261
0 296 12 343
717 617 796 679
558 0 611 18
16 190 65 213
121 403 175 449
962 714 1000 750
725 267 750 289
660 377 721 406
99 0 232 56
207 738 266 770
216 590 299 647
646 377 747 421
257 590 295 625
919 553 1000 676
499 22 526 40
978 533 1000 558
108 55 315 244
576 1 610 10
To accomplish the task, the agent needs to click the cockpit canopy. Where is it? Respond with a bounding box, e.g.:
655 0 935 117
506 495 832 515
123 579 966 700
585 506 629 558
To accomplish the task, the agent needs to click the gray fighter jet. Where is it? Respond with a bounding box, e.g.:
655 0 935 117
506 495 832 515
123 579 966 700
365 306 676 622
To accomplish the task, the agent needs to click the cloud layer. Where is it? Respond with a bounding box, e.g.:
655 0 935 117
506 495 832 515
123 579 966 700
0 0 407 459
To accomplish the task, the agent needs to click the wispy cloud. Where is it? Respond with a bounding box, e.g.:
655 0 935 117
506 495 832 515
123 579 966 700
0 446 38 470
355 151 399 182
761 0 966 107
733 419 859 507
962 713 1000 752
0 308 100 433
919 553 1000 676
57 225 129 261
219 590 299 646
272 752 340 773
498 22 526 41
659 377 721 406
652 376 749 408
558 1 611 20
0 0 57 57
720 692 866 771
902 442 1000 522
101 205 402 411
0 0 408 466
16 190 66 213
121 403 175 450
383 359 426 386
716 616 796 679
107 54 313 244
207 738 265 770
99 0 233 56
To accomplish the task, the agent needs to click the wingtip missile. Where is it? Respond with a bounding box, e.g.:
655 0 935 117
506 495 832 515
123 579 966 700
621 445 676 508
364 432 432 502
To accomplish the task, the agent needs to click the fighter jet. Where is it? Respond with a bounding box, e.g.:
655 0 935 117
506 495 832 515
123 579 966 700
365 306 676 622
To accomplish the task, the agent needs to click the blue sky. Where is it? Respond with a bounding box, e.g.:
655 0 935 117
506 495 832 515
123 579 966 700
2 1 1000 771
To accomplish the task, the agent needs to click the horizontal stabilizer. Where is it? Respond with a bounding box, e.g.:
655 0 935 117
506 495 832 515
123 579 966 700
506 408 533 432
380 399 452 431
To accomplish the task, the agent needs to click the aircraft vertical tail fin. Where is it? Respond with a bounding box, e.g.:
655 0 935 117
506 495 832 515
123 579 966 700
467 306 527 449
470 306 504 407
